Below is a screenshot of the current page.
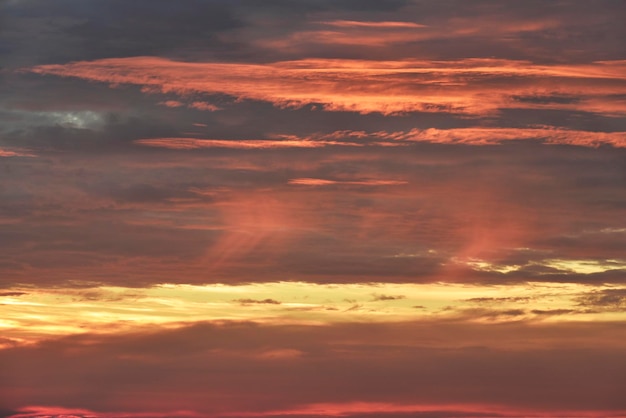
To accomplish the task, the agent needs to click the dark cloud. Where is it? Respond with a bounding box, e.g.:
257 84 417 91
234 298 282 305
531 309 576 316
0 291 27 297
2 321 626 415
371 293 406 301
511 94 582 105
0 0 242 66
0 139 624 286
576 289 626 311
466 297 531 304
2 1 625 415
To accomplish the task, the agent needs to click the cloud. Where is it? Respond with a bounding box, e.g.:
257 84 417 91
466 297 531 304
25 57 626 117
576 289 626 311
3 2 626 417
234 298 282 305
0 291 27 297
0 148 36 158
288 178 407 186
319 20 427 29
530 309 576 316
135 128 626 150
2 321 626 416
134 138 357 150
371 293 406 301
0 0 242 67
379 127 626 148
188 101 221 112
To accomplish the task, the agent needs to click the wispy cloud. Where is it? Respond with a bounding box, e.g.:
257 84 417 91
288 178 407 186
0 148 36 157
134 138 358 149
135 128 626 150
25 57 626 116
319 20 428 29
135 138 346 150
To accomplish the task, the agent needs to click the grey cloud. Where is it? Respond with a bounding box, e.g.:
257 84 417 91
531 309 576 316
511 95 582 105
1 0 242 67
2 321 626 414
576 289 626 311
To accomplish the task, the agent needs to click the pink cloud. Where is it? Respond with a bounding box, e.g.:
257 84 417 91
9 406 203 418
188 101 221 111
134 138 361 149
318 20 428 29
158 100 184 108
25 57 626 116
288 178 407 186
134 128 626 150
383 127 626 148
0 148 36 158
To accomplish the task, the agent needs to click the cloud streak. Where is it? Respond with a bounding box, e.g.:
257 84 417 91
134 138 359 149
25 57 626 117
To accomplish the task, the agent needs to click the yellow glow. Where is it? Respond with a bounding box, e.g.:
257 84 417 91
462 258 521 274
542 258 626 274
457 257 626 275
1 281 624 345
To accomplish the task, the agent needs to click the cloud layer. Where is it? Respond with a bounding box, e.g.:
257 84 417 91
2 0 625 416
27 57 626 117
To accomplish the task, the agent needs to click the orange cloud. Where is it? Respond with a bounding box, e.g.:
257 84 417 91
288 178 407 186
0 148 36 157
25 57 626 116
188 101 221 111
134 138 359 149
320 20 427 29
158 100 184 108
135 128 626 150
226 401 620 418
379 127 626 148
9 406 203 418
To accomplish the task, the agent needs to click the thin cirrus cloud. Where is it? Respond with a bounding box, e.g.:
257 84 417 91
268 20 430 47
319 20 428 29
25 57 626 117
0 148 36 157
134 128 626 149
134 138 359 149
288 178 408 186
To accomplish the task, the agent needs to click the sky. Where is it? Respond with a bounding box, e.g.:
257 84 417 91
1 0 625 417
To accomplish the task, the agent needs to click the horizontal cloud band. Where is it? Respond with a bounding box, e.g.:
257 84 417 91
26 57 626 116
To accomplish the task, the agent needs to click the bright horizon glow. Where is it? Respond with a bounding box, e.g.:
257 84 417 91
3 281 625 347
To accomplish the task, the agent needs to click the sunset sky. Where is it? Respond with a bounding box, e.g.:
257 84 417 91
1 1 626 417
